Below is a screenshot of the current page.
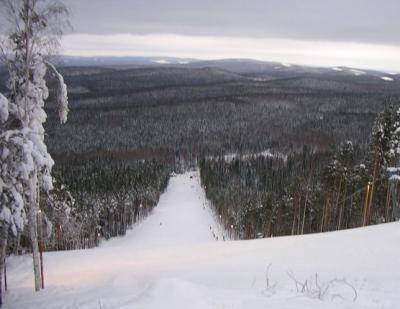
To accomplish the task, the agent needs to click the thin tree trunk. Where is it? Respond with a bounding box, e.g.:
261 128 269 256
13 232 20 256
385 181 391 222
337 182 347 230
0 222 9 307
346 195 353 229
321 195 332 232
301 185 309 235
362 183 371 226
28 176 42 292
320 197 328 232
367 151 380 224
335 178 343 227
296 192 302 235
291 199 297 236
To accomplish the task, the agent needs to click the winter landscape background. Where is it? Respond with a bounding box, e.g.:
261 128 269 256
1 0 400 308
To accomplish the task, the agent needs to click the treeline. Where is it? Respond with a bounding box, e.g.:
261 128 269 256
9 158 171 253
200 105 400 239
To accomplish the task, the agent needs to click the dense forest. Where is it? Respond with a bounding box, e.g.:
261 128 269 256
3 60 400 252
37 63 400 158
8 157 171 253
200 105 400 239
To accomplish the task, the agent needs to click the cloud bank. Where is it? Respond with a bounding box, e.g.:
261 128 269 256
62 34 400 71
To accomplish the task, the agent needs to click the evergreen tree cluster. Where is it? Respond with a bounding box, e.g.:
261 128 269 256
10 158 171 252
200 105 400 239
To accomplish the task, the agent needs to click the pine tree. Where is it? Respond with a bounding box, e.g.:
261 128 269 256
364 108 394 225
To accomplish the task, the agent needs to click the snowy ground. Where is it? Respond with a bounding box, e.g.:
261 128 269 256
5 171 400 308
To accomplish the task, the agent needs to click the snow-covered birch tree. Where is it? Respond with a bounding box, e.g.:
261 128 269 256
0 0 69 294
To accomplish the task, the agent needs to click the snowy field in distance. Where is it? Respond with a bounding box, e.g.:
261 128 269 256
5 171 400 309
206 149 287 163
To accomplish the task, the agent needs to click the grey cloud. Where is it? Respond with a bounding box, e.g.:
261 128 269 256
64 0 400 44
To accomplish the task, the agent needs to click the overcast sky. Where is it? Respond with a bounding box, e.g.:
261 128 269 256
61 0 400 71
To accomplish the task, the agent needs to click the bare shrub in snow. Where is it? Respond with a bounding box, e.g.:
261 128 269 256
287 271 357 302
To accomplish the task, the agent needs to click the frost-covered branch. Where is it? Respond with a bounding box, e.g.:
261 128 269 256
0 93 9 124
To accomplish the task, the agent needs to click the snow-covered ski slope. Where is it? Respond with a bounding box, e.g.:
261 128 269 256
5 171 400 309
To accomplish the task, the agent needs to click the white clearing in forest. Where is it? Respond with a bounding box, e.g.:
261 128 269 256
350 69 366 76
152 59 170 64
381 76 394 81
5 171 400 309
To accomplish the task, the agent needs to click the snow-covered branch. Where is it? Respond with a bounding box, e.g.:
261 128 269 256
45 61 69 124
0 93 9 124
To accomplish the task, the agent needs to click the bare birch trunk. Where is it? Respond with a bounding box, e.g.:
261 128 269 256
28 176 42 291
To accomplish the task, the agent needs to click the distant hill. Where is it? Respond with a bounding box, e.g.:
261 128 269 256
50 56 400 91
1 56 399 95
50 56 197 68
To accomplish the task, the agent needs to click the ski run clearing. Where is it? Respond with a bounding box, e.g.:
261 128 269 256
5 171 400 309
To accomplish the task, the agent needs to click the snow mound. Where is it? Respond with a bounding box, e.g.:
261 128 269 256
381 76 394 81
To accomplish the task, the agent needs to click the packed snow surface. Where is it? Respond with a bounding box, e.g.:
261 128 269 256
5 171 400 308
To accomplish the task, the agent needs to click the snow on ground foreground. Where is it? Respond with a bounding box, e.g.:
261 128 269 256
5 171 400 308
